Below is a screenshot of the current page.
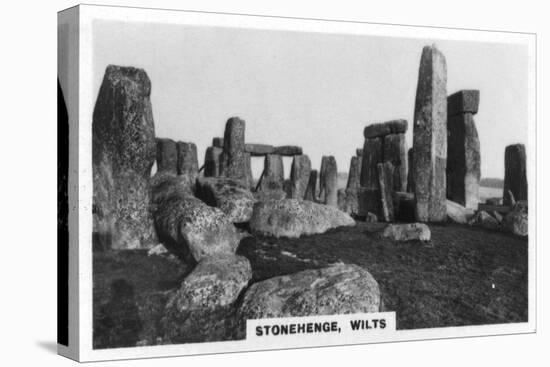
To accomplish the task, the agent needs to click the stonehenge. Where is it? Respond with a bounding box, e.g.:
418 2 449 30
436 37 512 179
319 156 338 207
289 155 312 199
503 144 527 206
156 138 178 174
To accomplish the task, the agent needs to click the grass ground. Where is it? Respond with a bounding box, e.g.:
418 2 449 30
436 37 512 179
93 220 528 347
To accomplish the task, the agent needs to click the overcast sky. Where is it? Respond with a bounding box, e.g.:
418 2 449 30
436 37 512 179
92 20 529 180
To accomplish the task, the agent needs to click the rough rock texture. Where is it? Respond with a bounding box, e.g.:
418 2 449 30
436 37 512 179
412 45 448 222
249 199 355 238
447 90 481 210
406 148 414 193
92 65 157 250
253 189 287 202
382 223 431 241
244 152 254 189
347 155 362 190
377 162 395 222
304 169 318 202
364 119 407 138
220 117 248 184
320 156 338 207
245 143 275 156
212 137 224 148
237 264 380 325
468 211 499 231
177 141 199 184
337 188 359 216
273 145 303 156
289 155 311 199
155 138 178 174
163 254 252 343
502 202 528 236
360 137 383 189
151 173 240 265
446 200 475 224
195 177 256 223
204 146 223 177
258 154 284 192
383 133 408 192
503 144 527 206
357 188 381 218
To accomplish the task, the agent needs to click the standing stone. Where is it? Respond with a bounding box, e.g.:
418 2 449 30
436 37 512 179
244 152 254 189
177 141 199 189
204 146 222 177
92 65 157 250
412 45 448 222
220 117 248 184
304 170 318 202
447 90 481 209
503 144 527 206
357 188 381 219
320 156 338 207
347 156 361 190
156 138 178 174
377 162 395 222
383 133 408 192
356 149 363 157
212 137 224 148
259 154 284 192
290 155 312 199
406 148 414 193
360 137 383 189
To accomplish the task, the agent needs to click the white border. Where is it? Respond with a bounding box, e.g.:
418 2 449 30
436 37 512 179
74 4 536 362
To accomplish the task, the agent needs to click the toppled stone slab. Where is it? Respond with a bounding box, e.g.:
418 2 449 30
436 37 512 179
503 144 527 206
151 173 240 265
237 264 380 322
92 65 157 250
446 200 475 224
156 138 178 174
273 145 303 156
320 156 338 207
250 199 355 238
364 119 407 138
289 155 312 199
382 223 431 241
195 177 256 223
447 90 480 116
245 143 275 156
468 211 499 230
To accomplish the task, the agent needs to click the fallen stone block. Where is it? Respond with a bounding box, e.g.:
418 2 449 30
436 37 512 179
382 223 431 241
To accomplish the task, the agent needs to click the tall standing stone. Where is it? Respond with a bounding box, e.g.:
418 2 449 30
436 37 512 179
447 90 481 209
244 152 254 189
503 144 527 206
320 156 338 207
360 137 383 189
383 132 408 192
347 155 361 190
290 155 312 199
412 45 448 222
204 146 222 177
156 138 178 174
406 148 414 193
92 65 157 250
177 141 199 189
377 162 395 222
220 117 248 184
259 154 284 192
304 170 318 202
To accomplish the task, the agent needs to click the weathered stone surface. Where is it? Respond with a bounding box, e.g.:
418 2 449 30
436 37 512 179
250 199 355 238
364 119 407 138
244 152 254 189
212 137 224 148
503 144 527 206
360 137 383 189
220 117 248 183
156 138 178 174
406 148 414 193
163 254 251 343
357 187 381 218
447 90 480 116
502 202 528 236
347 156 362 190
320 156 338 207
204 146 223 177
382 223 431 241
356 148 363 157
446 200 475 224
338 188 359 216
289 155 312 199
245 143 275 156
468 211 499 230
377 162 395 222
151 173 240 265
195 177 256 223
92 65 157 250
253 189 287 202
447 98 480 209
258 154 284 192
412 45 448 222
237 264 380 323
383 133 408 192
304 169 318 202
273 145 303 156
177 141 199 186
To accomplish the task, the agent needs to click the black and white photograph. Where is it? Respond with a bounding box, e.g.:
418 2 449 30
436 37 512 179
55 3 537 362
